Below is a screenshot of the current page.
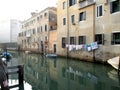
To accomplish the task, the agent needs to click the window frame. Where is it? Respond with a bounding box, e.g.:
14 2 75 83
79 11 86 21
71 15 75 24
70 37 76 44
111 32 120 45
45 25 47 32
69 0 77 6
62 37 66 48
110 0 120 13
97 5 103 17
78 36 86 45
63 1 66 9
95 34 104 45
63 18 66 25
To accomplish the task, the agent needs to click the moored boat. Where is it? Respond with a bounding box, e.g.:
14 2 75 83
46 54 57 58
107 56 120 70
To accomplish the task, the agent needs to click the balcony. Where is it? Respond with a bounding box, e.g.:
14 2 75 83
79 0 95 9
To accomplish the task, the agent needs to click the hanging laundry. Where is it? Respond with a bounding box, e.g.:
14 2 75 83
87 44 92 51
83 44 87 50
76 45 79 50
66 44 69 48
72 45 76 50
91 42 98 50
69 45 73 51
78 45 83 50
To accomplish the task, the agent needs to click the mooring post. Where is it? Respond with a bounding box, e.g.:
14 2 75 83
18 65 24 85
118 56 120 75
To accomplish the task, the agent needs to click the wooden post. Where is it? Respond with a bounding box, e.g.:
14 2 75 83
18 65 24 85
118 56 120 75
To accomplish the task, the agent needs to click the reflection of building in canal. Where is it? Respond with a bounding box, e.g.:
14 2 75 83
16 53 120 90
56 59 120 90
22 55 50 90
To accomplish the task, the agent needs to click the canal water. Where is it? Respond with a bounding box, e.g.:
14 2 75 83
7 51 120 90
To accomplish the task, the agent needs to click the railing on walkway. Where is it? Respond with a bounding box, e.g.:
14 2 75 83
7 65 24 90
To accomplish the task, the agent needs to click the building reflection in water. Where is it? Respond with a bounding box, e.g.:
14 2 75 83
8 51 120 90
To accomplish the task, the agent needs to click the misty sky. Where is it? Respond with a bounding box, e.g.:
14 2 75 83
0 0 57 43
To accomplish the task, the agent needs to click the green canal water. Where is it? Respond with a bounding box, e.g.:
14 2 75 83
7 51 120 90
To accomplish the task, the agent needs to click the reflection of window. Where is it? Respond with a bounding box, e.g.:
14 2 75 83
95 34 104 44
111 32 120 45
70 73 74 80
78 36 86 44
110 0 120 13
78 76 84 85
62 67 66 77
79 12 86 21
97 5 103 17
62 37 66 48
54 60 57 68
70 37 76 44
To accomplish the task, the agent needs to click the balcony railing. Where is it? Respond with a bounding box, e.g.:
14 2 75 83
79 0 95 9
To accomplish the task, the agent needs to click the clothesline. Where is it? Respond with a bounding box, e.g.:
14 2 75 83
66 42 98 52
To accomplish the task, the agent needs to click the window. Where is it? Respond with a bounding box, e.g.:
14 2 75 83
40 15 42 18
37 27 40 33
110 0 120 13
71 15 75 24
69 0 77 6
70 37 76 44
63 1 66 9
45 36 48 41
62 37 66 48
97 5 103 17
63 18 66 25
78 36 86 44
95 34 104 44
37 17 39 21
111 32 120 45
44 13 47 17
33 29 36 34
79 12 86 21
50 26 53 30
45 25 47 32
41 26 42 32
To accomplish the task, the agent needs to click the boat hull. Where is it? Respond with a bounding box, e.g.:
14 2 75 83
107 56 119 70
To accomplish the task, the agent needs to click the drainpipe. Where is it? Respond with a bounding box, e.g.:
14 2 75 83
66 0 70 59
93 3 96 62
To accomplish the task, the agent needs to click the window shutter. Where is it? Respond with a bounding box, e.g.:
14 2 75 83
74 37 76 44
111 33 114 45
97 6 99 17
83 36 86 44
110 2 113 13
102 34 104 45
83 12 86 20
